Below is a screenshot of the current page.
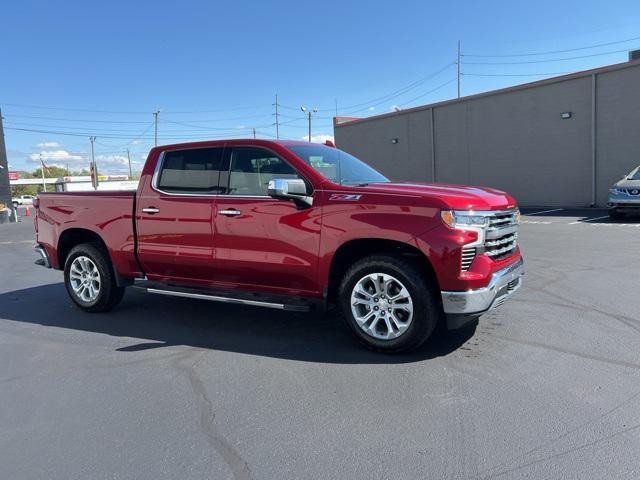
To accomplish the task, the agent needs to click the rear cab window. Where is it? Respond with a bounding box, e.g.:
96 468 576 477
156 147 225 194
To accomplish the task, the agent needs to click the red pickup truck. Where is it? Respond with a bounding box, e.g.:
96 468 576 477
33 139 523 352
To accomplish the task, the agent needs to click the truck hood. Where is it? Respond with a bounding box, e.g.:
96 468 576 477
358 182 518 211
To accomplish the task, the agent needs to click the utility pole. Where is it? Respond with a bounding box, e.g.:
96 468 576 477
334 99 338 117
273 94 280 139
0 109 15 223
457 40 461 99
301 106 317 142
39 153 46 192
126 149 132 178
90 136 98 190
153 110 160 147
252 128 256 139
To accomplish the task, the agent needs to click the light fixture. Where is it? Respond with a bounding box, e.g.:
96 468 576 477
561 112 572 119
391 138 399 144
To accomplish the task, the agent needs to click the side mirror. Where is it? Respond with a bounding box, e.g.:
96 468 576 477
268 178 313 207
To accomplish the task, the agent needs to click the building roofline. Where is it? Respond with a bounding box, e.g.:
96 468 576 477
334 59 640 128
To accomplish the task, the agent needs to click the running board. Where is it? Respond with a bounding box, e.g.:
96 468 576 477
144 286 311 312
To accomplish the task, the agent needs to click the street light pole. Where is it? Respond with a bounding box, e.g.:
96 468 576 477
301 106 318 142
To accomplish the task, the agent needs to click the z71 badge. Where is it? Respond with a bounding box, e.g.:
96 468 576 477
329 194 362 201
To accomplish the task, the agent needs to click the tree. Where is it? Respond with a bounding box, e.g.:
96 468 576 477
31 165 69 179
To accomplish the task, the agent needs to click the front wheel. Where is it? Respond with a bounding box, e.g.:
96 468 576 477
338 255 441 353
64 243 125 312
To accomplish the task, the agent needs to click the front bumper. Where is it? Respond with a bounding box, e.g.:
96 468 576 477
441 257 524 321
608 192 640 209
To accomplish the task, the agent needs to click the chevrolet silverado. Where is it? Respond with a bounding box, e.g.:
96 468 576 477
33 139 524 352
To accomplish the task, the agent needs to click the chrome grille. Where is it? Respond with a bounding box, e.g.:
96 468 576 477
484 209 519 261
485 232 518 259
461 247 476 271
458 209 520 272
488 211 518 228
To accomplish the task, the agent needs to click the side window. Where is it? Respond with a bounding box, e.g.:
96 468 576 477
157 147 224 193
227 147 299 196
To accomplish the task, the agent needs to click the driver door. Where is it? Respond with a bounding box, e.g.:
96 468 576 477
212 146 322 295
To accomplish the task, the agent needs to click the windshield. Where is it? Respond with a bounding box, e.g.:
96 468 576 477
287 145 389 186
627 166 640 180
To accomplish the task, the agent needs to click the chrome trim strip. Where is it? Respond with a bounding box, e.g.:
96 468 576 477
452 208 518 217
150 145 311 200
441 257 524 315
146 288 286 310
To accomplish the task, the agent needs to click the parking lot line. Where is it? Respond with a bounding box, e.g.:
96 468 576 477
526 208 564 215
569 215 609 224
0 240 34 245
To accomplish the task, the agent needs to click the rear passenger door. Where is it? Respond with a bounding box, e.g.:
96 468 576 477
136 146 224 284
212 146 322 295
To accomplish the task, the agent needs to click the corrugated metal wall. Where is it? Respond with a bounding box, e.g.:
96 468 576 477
335 62 640 207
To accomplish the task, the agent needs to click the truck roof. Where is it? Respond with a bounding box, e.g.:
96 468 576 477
149 138 319 152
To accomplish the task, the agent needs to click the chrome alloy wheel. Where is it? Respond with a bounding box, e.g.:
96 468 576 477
350 273 414 340
69 256 101 302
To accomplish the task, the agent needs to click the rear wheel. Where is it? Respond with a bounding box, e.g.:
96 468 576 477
338 255 440 353
609 208 625 220
64 243 125 312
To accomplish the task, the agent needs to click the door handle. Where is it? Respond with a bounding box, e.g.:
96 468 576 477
219 208 241 217
142 207 160 214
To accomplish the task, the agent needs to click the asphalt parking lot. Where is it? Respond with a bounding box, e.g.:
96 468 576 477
1 209 639 480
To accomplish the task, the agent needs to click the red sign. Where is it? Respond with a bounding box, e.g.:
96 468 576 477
8 171 18 181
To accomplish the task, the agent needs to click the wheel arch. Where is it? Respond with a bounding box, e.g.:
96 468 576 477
57 228 133 287
326 238 440 305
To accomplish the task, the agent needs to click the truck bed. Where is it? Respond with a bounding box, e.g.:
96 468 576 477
35 191 140 276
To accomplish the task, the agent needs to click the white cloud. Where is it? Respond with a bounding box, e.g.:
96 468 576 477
29 150 84 163
36 141 62 148
300 134 335 144
368 107 375 111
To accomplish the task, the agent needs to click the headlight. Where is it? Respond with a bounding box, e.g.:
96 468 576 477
441 210 490 229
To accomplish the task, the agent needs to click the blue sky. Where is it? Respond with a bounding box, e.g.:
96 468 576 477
2 0 640 174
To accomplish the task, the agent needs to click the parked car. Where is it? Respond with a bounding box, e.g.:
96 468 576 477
608 165 640 219
32 140 524 353
12 195 34 207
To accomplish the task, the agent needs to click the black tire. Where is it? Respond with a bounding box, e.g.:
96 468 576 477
64 243 125 312
609 208 625 220
338 255 441 353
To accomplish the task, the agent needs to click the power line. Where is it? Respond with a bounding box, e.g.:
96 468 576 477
0 102 267 115
463 35 640 58
281 62 456 114
461 72 573 77
4 126 265 140
462 47 638 65
3 112 274 124
2 113 150 124
398 78 457 107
